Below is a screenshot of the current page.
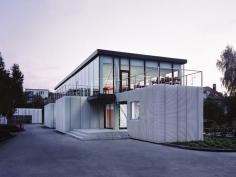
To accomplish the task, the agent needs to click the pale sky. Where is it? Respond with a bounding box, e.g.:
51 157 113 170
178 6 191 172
0 0 236 92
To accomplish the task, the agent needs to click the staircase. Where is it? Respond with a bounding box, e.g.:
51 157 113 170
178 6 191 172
67 129 129 140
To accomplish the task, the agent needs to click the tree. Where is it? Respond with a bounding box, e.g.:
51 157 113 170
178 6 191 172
11 64 24 107
0 53 11 117
216 46 236 96
204 98 225 126
0 53 25 119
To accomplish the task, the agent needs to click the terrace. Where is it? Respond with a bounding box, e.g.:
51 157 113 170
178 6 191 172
54 68 203 100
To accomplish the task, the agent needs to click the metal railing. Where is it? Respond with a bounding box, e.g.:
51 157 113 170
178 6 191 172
120 68 203 92
54 85 99 100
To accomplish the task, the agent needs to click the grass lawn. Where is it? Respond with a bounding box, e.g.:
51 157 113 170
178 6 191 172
172 137 236 150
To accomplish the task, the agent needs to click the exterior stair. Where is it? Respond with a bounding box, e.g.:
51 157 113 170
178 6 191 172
67 129 129 140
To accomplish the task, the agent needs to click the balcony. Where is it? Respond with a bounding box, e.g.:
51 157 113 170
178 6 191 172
54 68 202 101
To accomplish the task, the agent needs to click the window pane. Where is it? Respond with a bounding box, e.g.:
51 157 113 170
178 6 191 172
89 62 93 96
120 58 129 70
173 64 181 84
100 56 113 94
93 57 99 95
130 59 144 89
146 61 159 85
160 62 172 84
131 101 140 120
114 58 120 93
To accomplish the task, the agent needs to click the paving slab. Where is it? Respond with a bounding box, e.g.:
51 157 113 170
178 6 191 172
0 124 236 177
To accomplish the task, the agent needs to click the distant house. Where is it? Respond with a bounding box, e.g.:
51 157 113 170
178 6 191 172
25 89 49 103
203 84 224 100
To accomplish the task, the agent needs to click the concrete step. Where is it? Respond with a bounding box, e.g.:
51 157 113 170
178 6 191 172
67 129 129 141
67 131 91 140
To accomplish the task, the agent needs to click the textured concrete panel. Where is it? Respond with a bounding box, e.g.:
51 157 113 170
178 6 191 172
70 97 81 130
154 85 165 143
55 97 66 132
44 103 54 128
54 96 104 133
165 85 178 142
177 86 187 141
198 88 204 140
186 87 198 141
116 85 203 143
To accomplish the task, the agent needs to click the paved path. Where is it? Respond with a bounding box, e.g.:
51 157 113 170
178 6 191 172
0 125 236 177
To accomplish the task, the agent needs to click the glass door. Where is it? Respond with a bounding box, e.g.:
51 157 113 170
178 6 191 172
119 103 127 129
120 70 129 92
105 104 114 129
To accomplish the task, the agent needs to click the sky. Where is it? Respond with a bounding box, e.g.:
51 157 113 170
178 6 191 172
0 0 236 92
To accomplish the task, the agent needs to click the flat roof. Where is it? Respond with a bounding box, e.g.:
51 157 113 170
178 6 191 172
54 49 187 90
25 88 49 91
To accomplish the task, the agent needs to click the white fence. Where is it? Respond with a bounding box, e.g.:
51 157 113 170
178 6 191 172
14 108 42 124
0 116 7 124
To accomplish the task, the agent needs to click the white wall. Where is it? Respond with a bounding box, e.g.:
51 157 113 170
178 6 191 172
44 103 54 128
0 116 7 124
116 85 203 143
54 96 104 133
14 108 42 124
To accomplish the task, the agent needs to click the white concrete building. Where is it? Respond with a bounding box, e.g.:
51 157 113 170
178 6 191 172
44 49 203 142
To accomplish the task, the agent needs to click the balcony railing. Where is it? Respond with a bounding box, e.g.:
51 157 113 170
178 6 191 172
53 68 202 101
120 68 202 92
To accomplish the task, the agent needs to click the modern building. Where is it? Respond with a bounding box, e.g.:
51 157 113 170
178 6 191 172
45 49 203 142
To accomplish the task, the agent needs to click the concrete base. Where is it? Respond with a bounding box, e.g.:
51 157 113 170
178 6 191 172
44 103 55 128
54 96 104 133
67 129 129 140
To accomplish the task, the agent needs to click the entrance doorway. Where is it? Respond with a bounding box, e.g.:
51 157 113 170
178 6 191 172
105 104 114 129
119 103 127 129
120 70 129 92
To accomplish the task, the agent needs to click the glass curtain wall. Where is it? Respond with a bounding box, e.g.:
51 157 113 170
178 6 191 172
55 56 184 98
145 61 159 85
55 57 99 97
130 60 144 89
100 56 114 94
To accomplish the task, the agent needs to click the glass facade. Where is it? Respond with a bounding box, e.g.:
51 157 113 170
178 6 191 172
55 57 99 97
55 55 184 97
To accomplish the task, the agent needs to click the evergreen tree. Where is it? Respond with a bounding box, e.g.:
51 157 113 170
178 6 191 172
0 53 25 118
